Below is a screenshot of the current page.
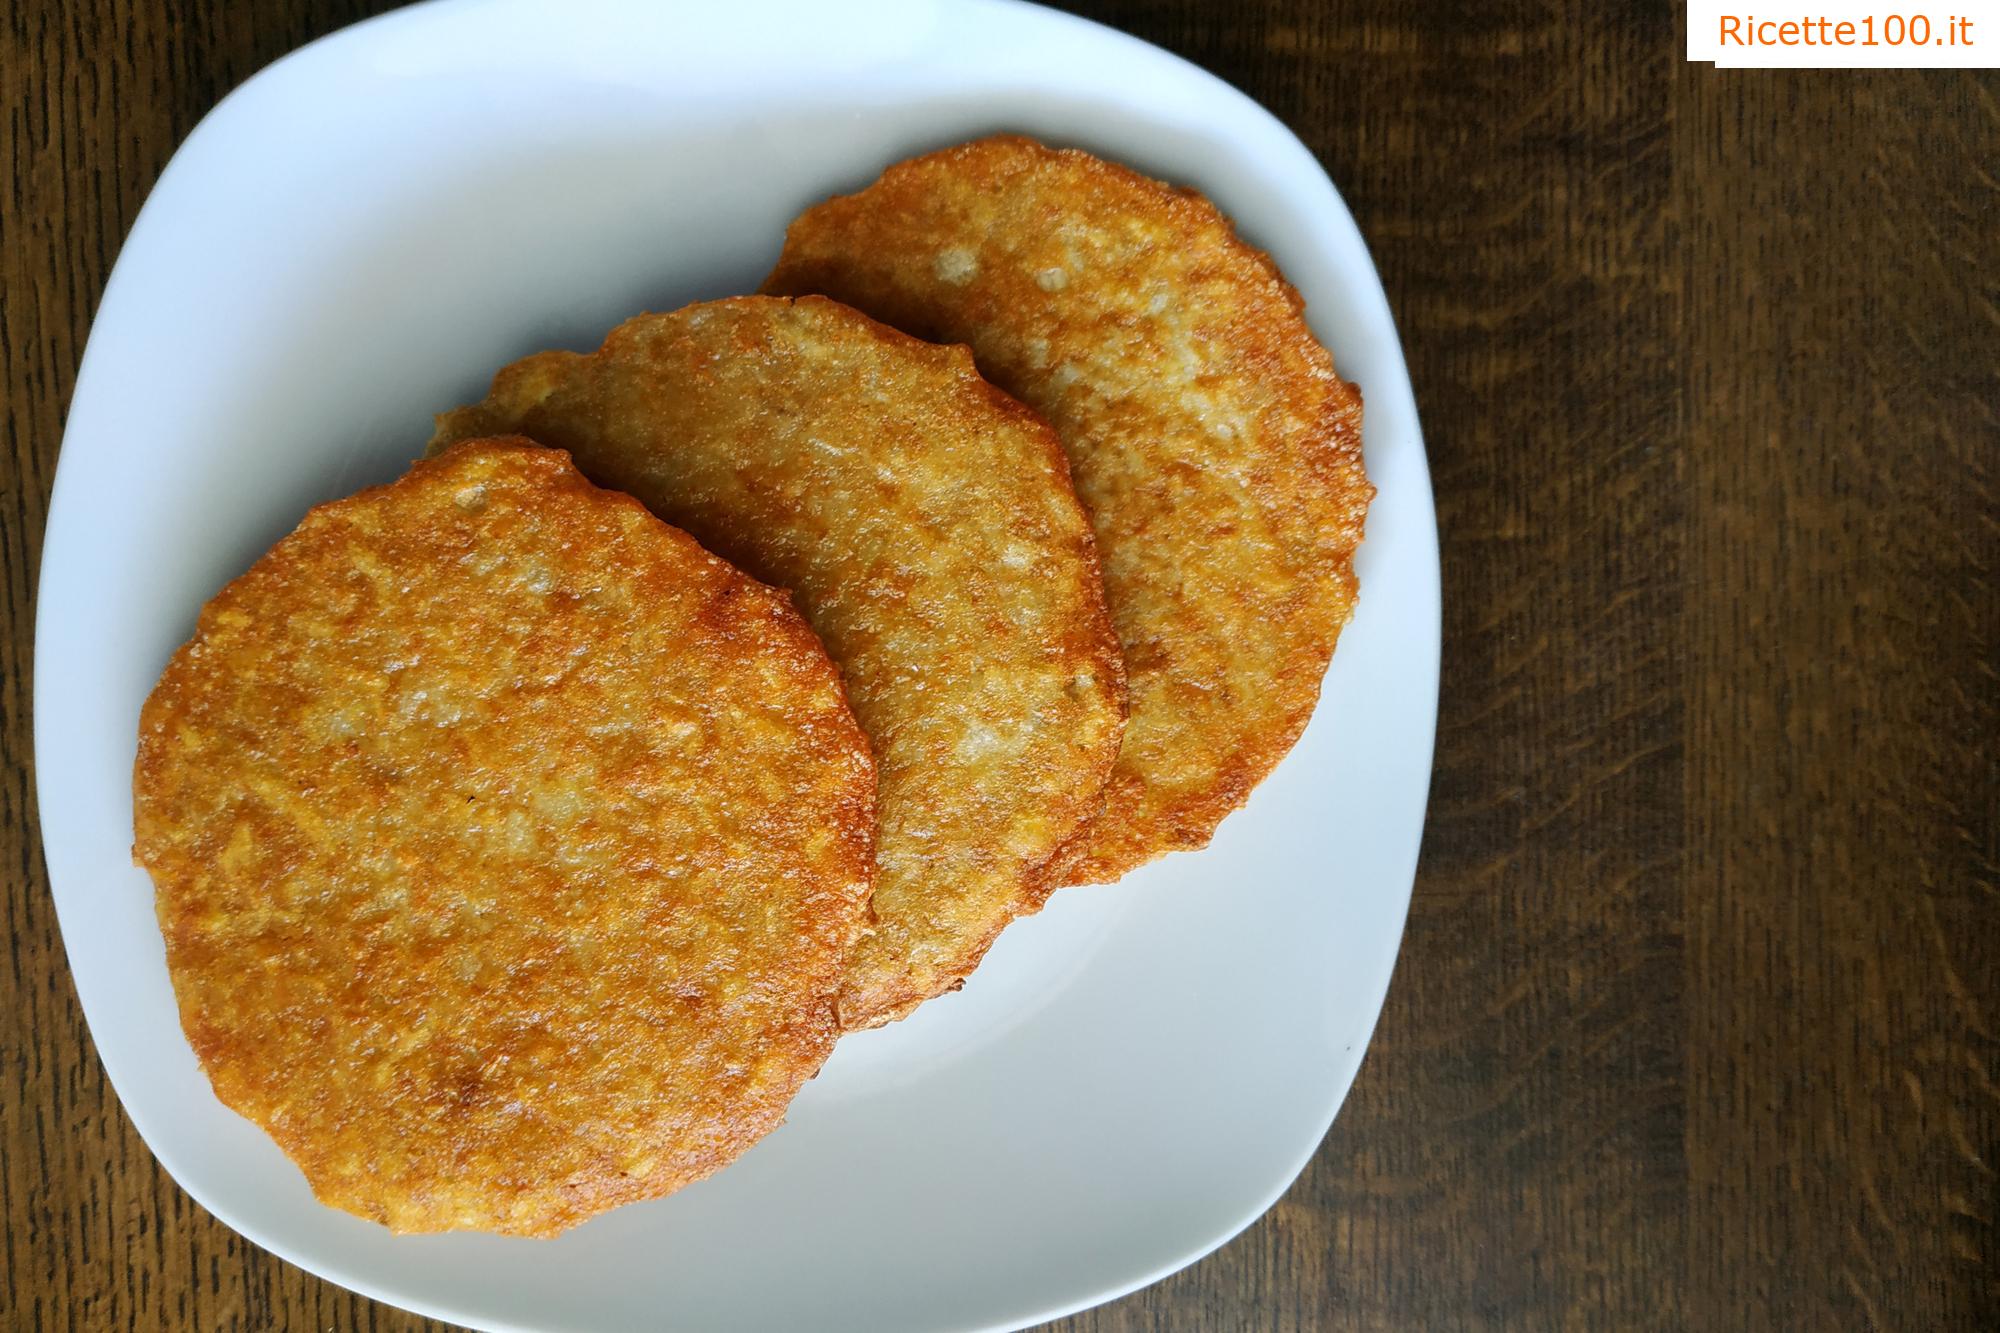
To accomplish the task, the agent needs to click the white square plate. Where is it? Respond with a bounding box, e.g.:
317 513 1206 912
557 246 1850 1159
35 1 1438 1328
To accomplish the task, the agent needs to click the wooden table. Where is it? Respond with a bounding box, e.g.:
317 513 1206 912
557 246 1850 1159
5 1 1994 1327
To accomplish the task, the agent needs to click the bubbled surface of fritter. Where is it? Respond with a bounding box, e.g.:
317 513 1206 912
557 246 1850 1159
764 136 1373 886
431 298 1126 1027
133 441 874 1237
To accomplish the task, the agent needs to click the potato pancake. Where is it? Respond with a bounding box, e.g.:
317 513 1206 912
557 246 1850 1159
134 441 874 1236
765 135 1372 885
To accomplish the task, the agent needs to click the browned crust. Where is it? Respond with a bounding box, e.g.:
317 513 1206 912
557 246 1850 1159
431 298 1127 1026
134 441 875 1235
765 135 1373 886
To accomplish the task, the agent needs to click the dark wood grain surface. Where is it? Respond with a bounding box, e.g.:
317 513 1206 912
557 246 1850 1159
5 1 1995 1328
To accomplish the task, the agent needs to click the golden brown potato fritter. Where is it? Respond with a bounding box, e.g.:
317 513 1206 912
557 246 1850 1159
432 298 1125 1026
765 135 1372 885
134 441 874 1237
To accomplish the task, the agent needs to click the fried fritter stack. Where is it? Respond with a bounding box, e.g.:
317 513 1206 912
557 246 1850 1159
133 136 1371 1237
